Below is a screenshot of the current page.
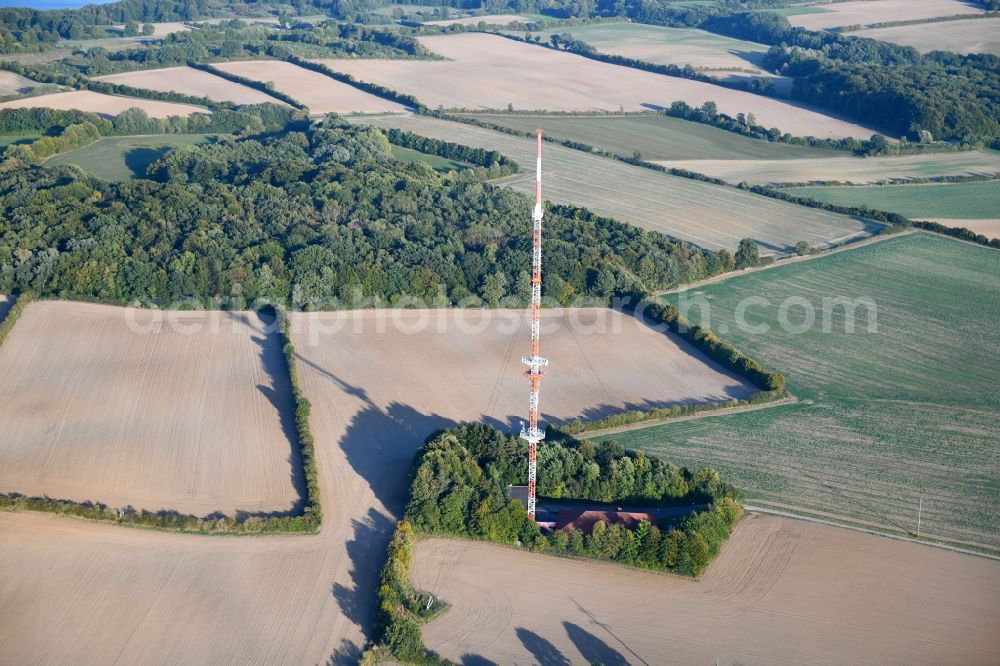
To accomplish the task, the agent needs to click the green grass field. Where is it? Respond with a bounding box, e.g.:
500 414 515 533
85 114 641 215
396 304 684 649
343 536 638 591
0 135 38 147
612 233 1000 550
466 114 841 161
788 180 1000 220
389 144 471 172
44 134 215 181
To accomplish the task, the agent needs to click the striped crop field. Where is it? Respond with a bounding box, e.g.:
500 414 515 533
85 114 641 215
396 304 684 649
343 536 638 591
355 113 879 253
614 233 1000 550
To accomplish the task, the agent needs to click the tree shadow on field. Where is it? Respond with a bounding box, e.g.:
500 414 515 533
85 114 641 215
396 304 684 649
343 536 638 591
460 654 499 666
124 146 172 179
331 507 394 633
324 639 362 665
516 628 571 666
228 310 308 518
331 377 460 517
563 622 629 666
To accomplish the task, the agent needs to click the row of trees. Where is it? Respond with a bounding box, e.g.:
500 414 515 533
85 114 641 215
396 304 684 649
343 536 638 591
381 126 519 177
0 103 305 141
0 119 732 308
405 423 744 576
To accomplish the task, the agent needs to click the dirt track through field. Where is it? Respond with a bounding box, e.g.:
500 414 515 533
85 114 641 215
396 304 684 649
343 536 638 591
0 89 207 117
211 60 407 113
412 512 1000 665
0 306 750 663
95 66 288 105
654 151 1000 185
356 113 878 253
321 33 878 139
0 301 302 516
788 0 982 30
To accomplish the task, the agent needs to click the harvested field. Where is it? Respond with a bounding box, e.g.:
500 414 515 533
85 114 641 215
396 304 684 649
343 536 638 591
787 180 1000 219
854 18 1000 56
0 301 302 516
926 218 1000 239
94 66 287 105
424 13 530 25
467 113 840 160
525 22 771 73
356 113 878 253
787 0 983 30
0 307 753 662
411 513 1000 665
210 60 407 113
0 89 207 118
618 233 1000 549
45 133 214 181
654 151 1000 185
322 33 879 139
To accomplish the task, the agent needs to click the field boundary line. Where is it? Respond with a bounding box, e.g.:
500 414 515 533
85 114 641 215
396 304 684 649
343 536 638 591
569 395 799 439
656 229 919 296
744 506 1000 560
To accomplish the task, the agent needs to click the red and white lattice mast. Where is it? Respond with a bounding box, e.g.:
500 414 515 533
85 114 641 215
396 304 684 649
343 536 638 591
520 129 547 520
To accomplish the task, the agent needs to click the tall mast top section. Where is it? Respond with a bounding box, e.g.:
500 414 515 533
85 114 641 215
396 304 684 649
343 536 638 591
521 129 547 519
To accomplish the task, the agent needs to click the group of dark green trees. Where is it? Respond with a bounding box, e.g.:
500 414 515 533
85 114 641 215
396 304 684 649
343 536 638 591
406 423 744 576
0 113 731 308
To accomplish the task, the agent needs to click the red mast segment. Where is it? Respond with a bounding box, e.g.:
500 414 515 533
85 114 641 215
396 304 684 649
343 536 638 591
520 129 547 520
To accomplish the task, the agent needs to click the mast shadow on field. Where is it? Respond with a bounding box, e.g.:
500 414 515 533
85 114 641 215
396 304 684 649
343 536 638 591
230 310 307 519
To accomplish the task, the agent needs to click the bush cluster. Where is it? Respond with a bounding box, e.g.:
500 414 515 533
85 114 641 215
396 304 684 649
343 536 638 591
406 423 743 576
371 521 450 665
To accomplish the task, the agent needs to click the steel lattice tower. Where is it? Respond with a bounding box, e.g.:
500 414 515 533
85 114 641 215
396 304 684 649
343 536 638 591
520 129 547 520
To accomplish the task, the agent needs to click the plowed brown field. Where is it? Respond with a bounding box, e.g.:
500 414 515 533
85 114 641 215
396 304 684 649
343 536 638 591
322 33 878 139
412 513 1000 665
211 60 407 113
0 306 753 663
0 301 301 516
95 66 287 105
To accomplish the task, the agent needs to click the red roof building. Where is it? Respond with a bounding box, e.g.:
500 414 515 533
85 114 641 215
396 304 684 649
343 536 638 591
554 510 655 535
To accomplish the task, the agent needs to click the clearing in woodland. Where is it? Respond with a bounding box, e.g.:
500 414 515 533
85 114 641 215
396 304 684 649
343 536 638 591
411 513 1000 665
0 301 303 516
466 113 839 160
356 113 878 253
321 33 878 139
787 0 983 30
615 233 1000 550
0 307 752 663
45 133 214 181
94 66 288 105
654 151 1000 185
210 60 407 114
787 180 1000 221
853 18 1000 56
0 89 207 117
